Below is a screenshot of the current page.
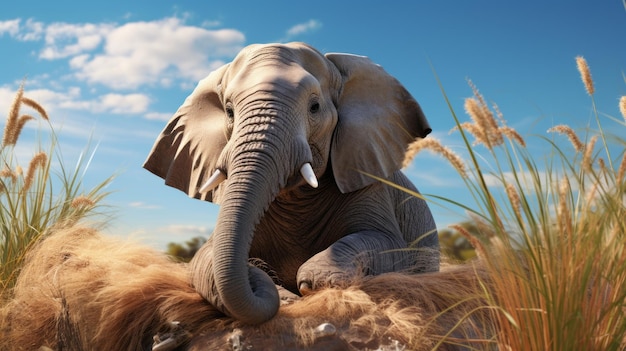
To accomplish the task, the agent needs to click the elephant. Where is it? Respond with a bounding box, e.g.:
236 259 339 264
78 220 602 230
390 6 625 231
144 42 439 325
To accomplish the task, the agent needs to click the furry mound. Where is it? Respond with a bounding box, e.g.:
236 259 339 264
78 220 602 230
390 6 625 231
1 226 493 351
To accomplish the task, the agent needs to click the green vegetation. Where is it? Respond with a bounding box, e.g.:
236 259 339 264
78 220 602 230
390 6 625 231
404 56 626 350
166 236 206 263
437 221 480 262
0 84 113 300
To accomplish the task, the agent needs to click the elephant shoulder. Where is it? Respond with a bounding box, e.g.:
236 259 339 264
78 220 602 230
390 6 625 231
387 171 438 247
389 171 421 195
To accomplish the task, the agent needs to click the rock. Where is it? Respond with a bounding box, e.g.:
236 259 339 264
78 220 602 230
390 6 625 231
313 323 337 338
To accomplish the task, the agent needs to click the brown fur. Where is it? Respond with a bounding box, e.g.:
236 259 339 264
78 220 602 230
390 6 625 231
1 226 493 351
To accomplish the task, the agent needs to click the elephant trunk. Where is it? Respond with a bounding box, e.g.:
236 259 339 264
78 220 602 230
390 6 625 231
191 111 308 324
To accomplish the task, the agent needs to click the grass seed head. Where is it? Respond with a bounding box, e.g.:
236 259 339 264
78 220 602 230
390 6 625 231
467 81 503 147
22 152 48 193
0 168 18 182
576 56 595 96
2 87 50 146
582 135 598 172
499 126 526 147
463 98 490 146
404 138 467 178
557 177 572 234
619 95 626 122
9 115 36 146
450 122 485 146
71 196 96 209
449 224 486 259
597 157 607 175
505 183 522 220
617 153 626 185
20 96 49 121
547 125 584 152
2 85 25 147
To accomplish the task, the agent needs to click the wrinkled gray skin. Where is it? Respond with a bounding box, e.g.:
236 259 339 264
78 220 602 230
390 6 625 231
144 42 439 325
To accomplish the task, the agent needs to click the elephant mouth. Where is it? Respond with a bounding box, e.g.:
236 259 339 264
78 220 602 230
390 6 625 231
282 163 321 193
200 162 320 197
309 143 325 171
283 170 312 192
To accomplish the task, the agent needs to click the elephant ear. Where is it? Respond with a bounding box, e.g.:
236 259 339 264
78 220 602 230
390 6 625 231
143 64 230 203
325 53 432 194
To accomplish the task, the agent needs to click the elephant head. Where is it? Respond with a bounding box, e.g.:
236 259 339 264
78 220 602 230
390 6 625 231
144 42 431 324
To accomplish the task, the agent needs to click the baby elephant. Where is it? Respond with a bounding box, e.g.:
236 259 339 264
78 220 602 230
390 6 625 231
144 42 439 324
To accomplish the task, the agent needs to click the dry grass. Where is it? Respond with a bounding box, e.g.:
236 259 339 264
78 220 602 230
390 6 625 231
547 124 585 152
1 225 494 351
422 56 626 350
403 138 467 178
0 86 113 300
620 96 626 122
576 56 595 96
0 226 219 350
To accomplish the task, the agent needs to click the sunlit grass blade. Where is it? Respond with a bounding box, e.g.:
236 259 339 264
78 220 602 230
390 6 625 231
394 58 626 349
0 87 114 299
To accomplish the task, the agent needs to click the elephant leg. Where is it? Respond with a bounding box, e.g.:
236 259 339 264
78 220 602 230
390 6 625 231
296 231 419 294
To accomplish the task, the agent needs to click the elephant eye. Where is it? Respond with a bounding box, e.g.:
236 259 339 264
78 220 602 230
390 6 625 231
309 102 320 114
225 106 235 120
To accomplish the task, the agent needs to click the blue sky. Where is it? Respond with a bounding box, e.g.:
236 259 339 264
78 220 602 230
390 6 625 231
1 1 625 249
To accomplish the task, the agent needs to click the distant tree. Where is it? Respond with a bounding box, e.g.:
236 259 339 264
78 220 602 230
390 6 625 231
166 221 486 264
166 236 207 263
438 220 487 262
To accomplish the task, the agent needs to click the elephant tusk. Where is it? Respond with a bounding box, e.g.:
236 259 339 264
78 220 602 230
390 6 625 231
199 169 226 193
300 163 318 188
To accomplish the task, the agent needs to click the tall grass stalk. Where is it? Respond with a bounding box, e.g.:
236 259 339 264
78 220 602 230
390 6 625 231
401 58 626 349
0 85 114 300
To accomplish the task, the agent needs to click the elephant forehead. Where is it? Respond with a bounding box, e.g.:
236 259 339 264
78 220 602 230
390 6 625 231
227 66 318 95
226 44 329 84
236 43 325 68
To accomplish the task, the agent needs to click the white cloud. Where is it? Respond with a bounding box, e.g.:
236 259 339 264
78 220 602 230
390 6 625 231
20 19 45 41
0 18 46 41
1 16 245 128
40 22 114 59
72 17 244 89
0 85 82 117
97 93 151 114
0 19 20 36
0 85 151 120
145 112 173 121
68 54 90 68
3 16 245 90
128 201 161 209
55 91 151 115
483 170 550 192
201 20 222 28
160 224 212 236
285 19 322 39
